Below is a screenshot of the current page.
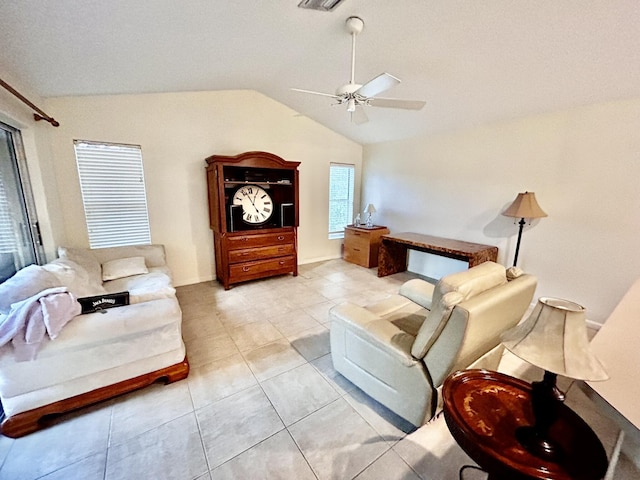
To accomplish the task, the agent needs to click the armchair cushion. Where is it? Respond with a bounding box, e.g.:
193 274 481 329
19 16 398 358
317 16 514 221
329 302 416 367
399 279 436 310
433 261 507 306
411 291 464 359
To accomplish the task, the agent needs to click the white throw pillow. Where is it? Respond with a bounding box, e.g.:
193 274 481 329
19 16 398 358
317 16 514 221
58 246 102 282
102 256 149 281
43 258 106 297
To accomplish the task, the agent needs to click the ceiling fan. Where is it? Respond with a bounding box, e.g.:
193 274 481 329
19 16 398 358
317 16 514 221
292 16 426 124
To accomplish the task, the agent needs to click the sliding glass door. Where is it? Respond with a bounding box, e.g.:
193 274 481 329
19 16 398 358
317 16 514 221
0 121 43 282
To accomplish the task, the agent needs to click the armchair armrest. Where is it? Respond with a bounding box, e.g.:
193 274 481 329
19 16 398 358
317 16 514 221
399 279 435 310
330 303 417 367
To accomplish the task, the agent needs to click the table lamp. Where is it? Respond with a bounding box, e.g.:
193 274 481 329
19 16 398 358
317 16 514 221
501 297 608 460
364 203 376 227
502 192 547 267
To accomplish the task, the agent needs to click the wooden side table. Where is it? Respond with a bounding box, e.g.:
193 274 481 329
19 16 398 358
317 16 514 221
443 370 608 480
343 225 390 268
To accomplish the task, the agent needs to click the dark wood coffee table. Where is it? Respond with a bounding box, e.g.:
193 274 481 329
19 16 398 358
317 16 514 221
442 370 608 480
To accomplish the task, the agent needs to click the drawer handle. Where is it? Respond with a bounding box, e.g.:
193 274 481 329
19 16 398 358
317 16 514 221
242 266 250 272
240 237 248 242
279 261 285 265
277 235 285 241
277 247 285 252
353 248 361 252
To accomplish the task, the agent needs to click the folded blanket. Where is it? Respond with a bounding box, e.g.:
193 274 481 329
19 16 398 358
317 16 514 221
0 287 81 361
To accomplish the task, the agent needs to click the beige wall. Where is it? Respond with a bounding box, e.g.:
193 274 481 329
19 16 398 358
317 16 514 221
44 90 362 286
363 98 640 324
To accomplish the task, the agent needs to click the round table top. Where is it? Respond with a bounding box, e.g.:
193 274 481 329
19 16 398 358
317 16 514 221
442 369 608 480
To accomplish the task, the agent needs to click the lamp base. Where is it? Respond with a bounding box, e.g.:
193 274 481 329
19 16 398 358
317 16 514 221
516 426 562 461
517 371 566 461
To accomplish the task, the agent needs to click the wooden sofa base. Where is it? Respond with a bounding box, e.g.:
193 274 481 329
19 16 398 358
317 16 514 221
0 356 190 438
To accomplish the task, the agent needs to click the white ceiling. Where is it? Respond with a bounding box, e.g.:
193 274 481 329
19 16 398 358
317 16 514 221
1 1 639 145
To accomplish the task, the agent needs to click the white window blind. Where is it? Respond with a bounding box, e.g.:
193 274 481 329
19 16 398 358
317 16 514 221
328 163 355 240
74 140 151 249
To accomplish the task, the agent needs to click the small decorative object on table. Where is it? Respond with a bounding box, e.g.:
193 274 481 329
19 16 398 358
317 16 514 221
364 203 376 227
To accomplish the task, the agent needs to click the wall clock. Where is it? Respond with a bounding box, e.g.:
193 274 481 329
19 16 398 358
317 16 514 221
232 185 273 224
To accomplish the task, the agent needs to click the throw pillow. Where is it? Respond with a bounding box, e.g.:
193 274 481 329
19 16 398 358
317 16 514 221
0 265 60 314
42 258 107 297
58 246 102 282
102 256 149 281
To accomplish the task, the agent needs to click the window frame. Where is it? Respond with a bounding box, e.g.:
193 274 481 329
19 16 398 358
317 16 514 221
328 162 355 240
73 140 151 249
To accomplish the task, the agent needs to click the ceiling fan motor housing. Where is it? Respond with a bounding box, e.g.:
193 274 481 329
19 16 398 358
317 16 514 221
346 16 364 35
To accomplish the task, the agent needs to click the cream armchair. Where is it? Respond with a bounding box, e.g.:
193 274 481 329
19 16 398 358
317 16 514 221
329 261 537 427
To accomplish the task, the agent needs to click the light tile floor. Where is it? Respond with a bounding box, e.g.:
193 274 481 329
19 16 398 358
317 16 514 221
0 259 638 479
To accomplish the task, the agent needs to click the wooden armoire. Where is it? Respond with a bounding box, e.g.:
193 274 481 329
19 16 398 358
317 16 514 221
205 151 300 290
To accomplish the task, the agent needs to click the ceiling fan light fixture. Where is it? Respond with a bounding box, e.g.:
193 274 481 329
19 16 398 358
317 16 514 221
346 98 356 112
297 0 346 12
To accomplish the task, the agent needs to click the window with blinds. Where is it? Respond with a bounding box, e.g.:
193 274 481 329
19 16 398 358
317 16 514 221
74 140 151 248
328 163 355 240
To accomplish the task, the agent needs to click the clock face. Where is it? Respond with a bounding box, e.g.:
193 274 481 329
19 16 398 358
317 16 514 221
232 185 273 224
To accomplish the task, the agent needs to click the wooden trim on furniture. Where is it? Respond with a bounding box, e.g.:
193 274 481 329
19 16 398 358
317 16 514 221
0 357 190 438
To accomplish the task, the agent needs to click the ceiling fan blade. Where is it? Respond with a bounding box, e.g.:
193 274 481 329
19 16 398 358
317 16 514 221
355 73 401 98
291 88 339 99
351 106 368 125
368 97 426 110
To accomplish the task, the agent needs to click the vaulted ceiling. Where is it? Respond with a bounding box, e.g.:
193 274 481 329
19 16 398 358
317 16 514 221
1 1 639 144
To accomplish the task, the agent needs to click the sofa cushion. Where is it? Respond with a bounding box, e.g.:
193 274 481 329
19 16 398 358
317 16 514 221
101 256 149 281
90 245 167 268
0 265 60 314
42 259 106 297
103 270 175 303
0 297 182 398
57 247 102 283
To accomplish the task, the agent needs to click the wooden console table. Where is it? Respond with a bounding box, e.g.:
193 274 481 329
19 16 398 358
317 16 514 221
377 232 498 277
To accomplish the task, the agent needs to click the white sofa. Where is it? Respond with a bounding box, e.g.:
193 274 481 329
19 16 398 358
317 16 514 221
0 244 188 438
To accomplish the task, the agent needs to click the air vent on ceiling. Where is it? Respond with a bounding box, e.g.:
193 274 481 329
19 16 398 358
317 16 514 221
297 0 346 12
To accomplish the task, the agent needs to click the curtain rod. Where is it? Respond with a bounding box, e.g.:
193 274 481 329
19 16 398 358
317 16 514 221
0 77 59 127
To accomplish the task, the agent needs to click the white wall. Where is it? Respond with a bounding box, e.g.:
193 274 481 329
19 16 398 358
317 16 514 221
363 98 640 324
45 90 362 286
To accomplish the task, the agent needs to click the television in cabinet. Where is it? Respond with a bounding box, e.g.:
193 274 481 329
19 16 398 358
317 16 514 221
205 151 300 290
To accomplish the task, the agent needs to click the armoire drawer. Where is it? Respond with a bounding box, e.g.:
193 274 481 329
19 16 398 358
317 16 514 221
227 231 295 250
228 244 295 263
229 255 296 282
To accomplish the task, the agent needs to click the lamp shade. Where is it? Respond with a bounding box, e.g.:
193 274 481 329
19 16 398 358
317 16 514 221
501 297 608 381
502 192 547 219
365 203 376 214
